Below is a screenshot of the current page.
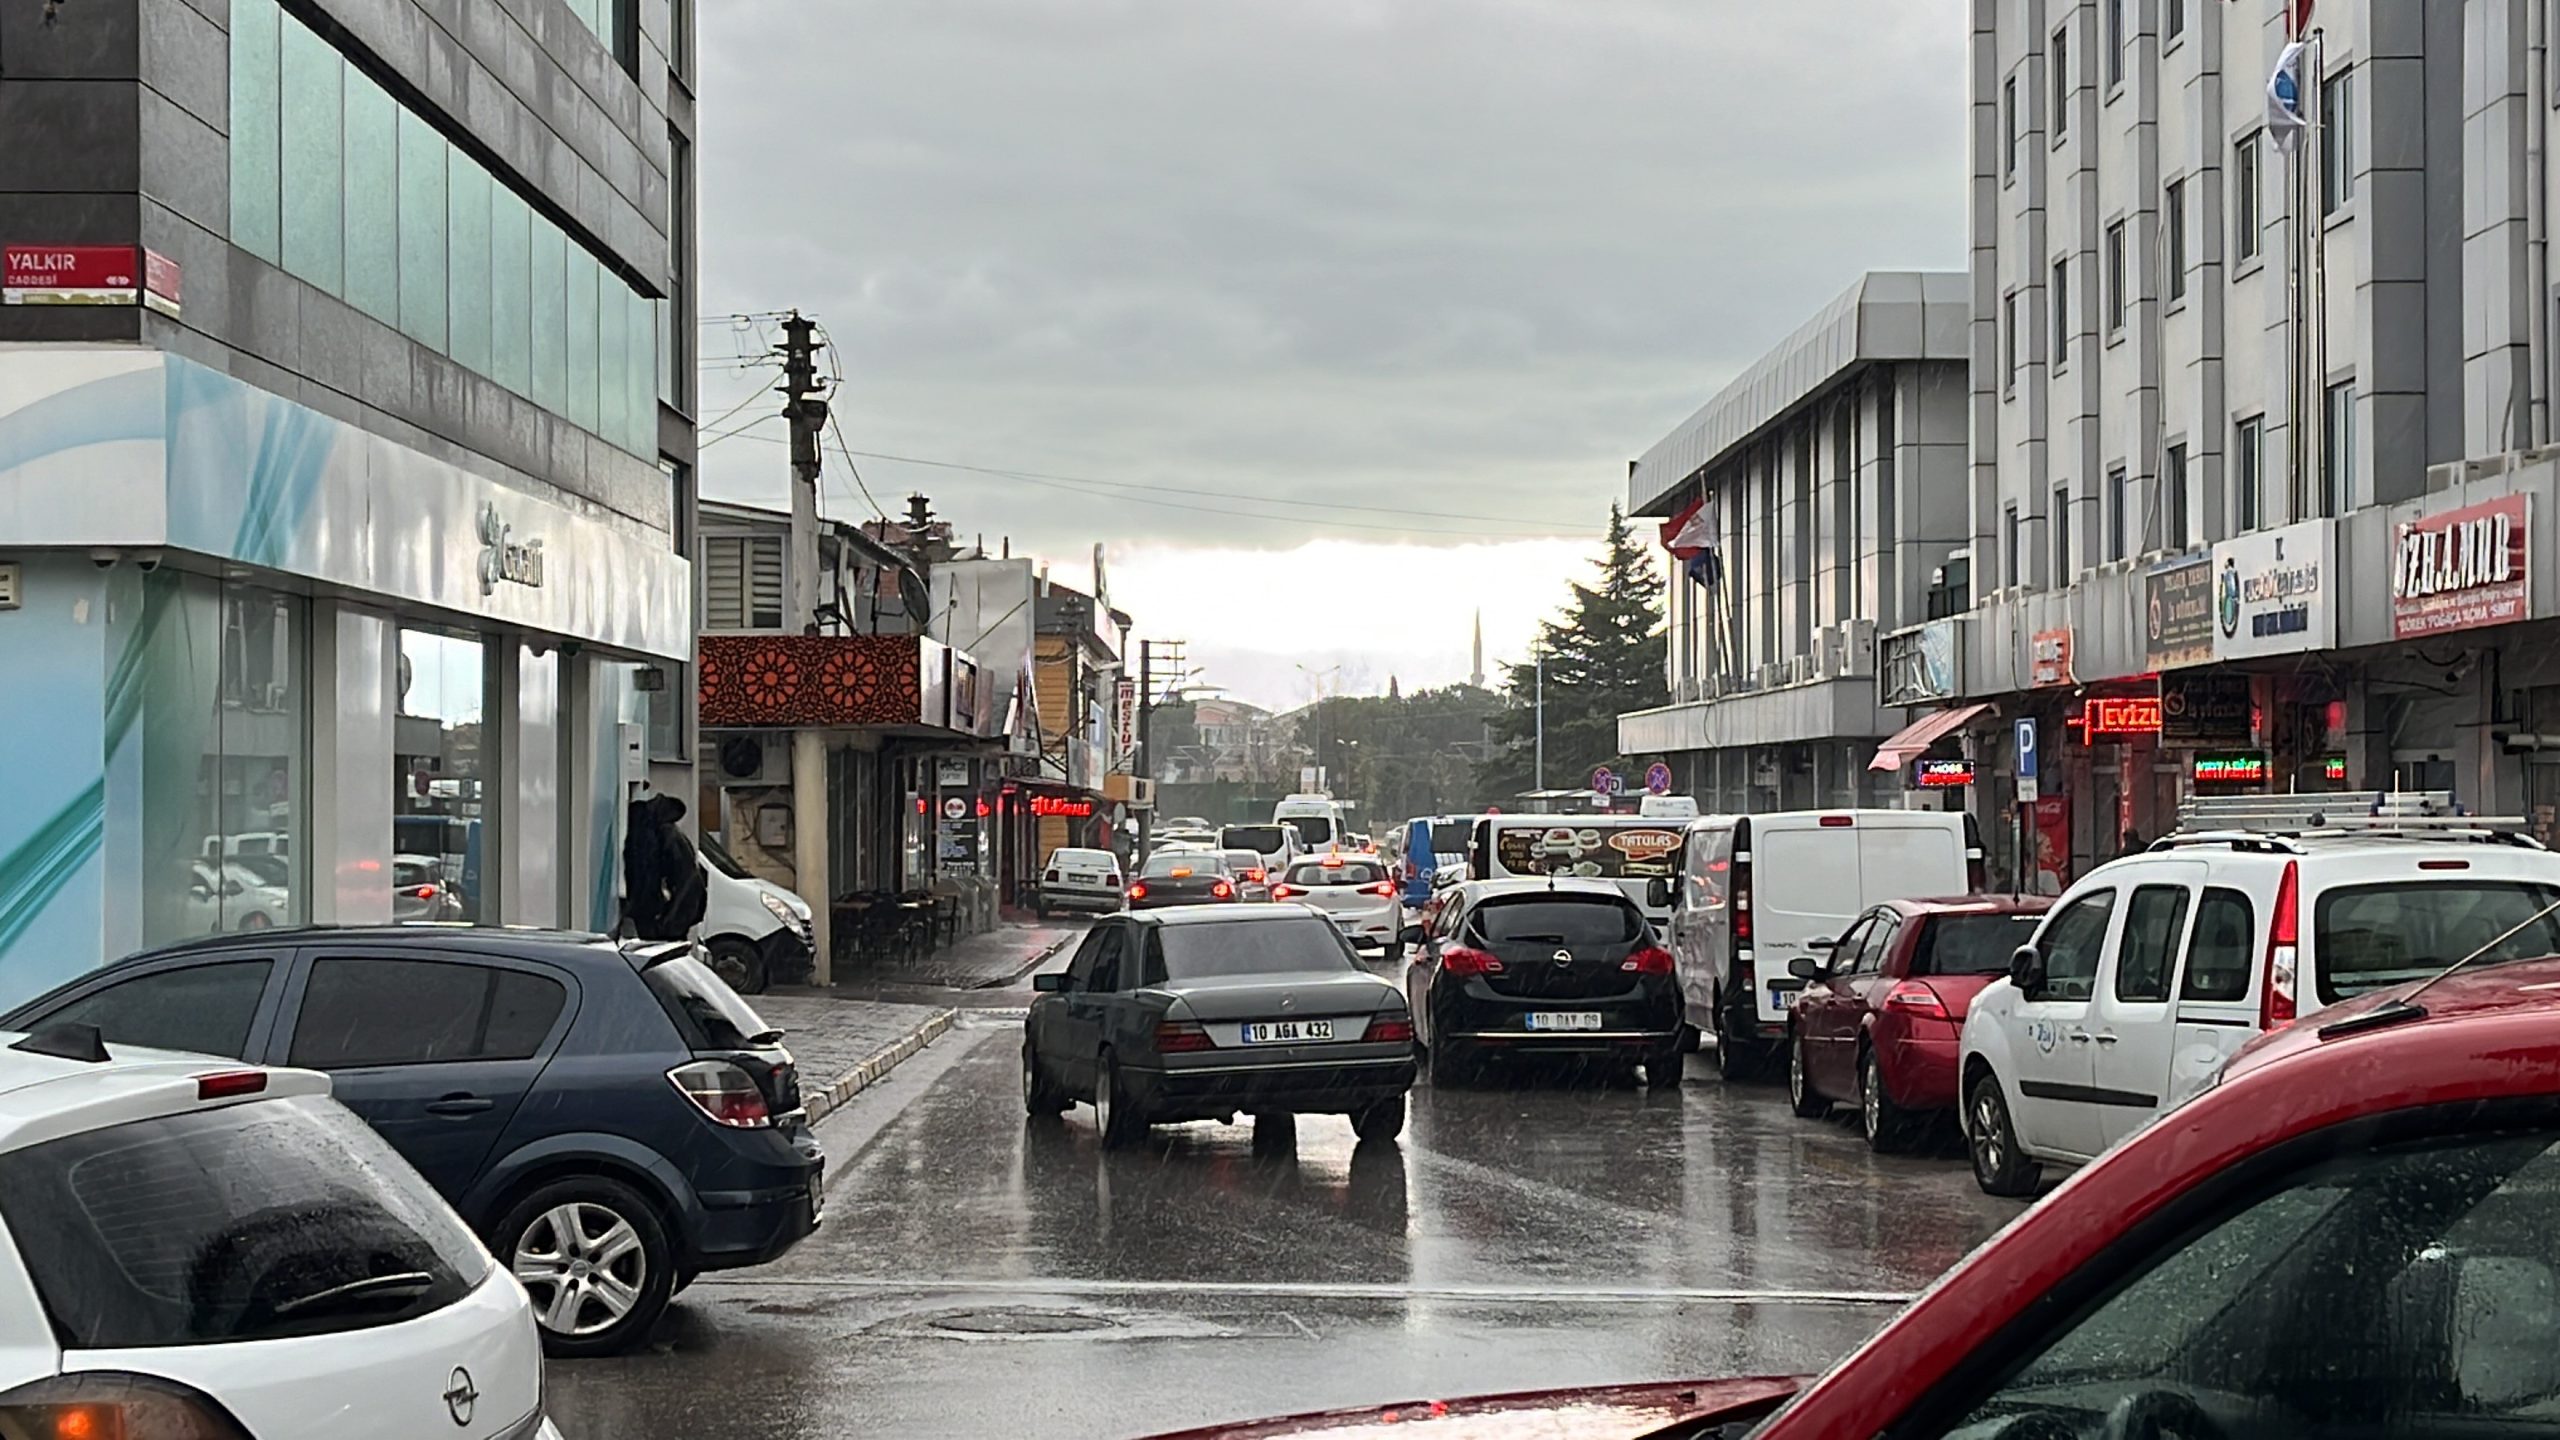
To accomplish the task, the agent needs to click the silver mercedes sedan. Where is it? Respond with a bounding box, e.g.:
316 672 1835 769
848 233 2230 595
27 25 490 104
1023 905 1417 1148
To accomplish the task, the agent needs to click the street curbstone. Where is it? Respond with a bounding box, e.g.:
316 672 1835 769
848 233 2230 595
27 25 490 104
804 1007 958 1124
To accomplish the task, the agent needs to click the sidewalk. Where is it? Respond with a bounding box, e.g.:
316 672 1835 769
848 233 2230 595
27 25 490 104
849 919 1081 990
752 993 957 1124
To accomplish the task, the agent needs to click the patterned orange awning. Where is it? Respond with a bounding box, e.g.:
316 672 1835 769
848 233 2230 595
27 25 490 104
699 634 923 728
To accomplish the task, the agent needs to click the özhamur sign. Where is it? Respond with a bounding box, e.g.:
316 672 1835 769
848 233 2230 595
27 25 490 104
2392 494 2529 639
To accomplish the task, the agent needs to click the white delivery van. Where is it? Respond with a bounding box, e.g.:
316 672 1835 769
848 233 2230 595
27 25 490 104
1467 815 1687 928
698 834 816 995
1274 793 1349 851
1657 809 1984 1080
1639 794 1700 820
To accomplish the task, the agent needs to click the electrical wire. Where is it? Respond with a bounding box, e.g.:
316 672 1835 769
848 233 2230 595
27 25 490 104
825 409 891 521
695 375 778 440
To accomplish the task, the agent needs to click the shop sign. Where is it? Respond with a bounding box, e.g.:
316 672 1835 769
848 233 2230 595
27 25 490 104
1914 758 1975 788
476 504 546 594
936 757 972 788
1030 794 1095 818
940 796 968 821
1112 678 1138 766
1878 619 1962 706
2029 628 2075 688
2213 519 2334 658
2392 494 2530 639
2321 755 2348 782
4 244 180 315
2079 696 2162 738
951 655 982 732
2143 557 2216 668
2160 672 2252 743
2193 751 2269 786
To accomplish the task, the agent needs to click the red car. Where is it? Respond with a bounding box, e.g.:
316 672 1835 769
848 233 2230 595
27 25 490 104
1782 895 2051 1151
1151 954 2560 1438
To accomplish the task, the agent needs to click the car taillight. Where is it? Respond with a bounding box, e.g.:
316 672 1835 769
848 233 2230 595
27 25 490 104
406 883 439 900
1045 870 1061 884
1154 1020 1216 1052
1269 883 1302 899
1733 857 1753 941
1212 880 1235 898
668 1059 773 1128
1129 881 1149 900
1441 945 1504 976
1620 945 1675 974
1362 881 1395 897
1883 980 1951 1019
1362 1015 1416 1044
2262 859 2299 1029
1819 814 1855 827
1244 868 1266 883
195 1070 268 1101
0 1374 253 1440
1106 873 1121 887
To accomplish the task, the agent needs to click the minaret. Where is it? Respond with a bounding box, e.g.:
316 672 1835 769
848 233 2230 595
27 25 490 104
1470 611 1486 689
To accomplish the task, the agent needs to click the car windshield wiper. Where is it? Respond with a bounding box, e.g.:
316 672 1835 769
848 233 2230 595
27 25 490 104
271 1271 435 1318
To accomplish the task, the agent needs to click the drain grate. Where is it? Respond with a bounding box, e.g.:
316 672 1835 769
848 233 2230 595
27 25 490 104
920 1306 1117 1336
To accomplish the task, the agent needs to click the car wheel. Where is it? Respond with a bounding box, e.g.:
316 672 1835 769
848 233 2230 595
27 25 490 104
238 912 272 931
1427 1035 1474 1088
1966 1072 2041 1197
1712 998 1762 1082
704 936 769 995
1861 1047 1919 1153
1094 1051 1146 1149
1382 941 1403 966
1351 1095 1406 1143
496 1175 676 1357
1022 1041 1070 1118
1786 1028 1828 1118
1250 1110 1298 1153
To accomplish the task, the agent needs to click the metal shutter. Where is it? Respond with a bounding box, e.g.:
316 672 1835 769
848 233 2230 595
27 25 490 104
702 534 786 630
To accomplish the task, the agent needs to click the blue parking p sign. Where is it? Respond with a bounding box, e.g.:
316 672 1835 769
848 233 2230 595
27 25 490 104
2015 717 2039 803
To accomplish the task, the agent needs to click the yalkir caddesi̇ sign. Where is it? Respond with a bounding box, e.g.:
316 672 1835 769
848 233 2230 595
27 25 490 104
3 245 182 315
2392 494 2528 639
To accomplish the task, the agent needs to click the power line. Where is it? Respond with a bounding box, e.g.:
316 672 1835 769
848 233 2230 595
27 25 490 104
823 409 890 521
696 374 779 439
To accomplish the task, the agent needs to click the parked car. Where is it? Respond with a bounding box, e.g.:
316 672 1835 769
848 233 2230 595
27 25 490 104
1962 810 2560 1195
698 833 815 994
185 859 292 933
0 1025 560 1438
1404 878 1683 1089
1023 907 1416 1147
392 852 465 923
1270 853 1403 957
1783 894 2051 1150
1038 845 1127 916
1654 808 1986 1080
0 928 824 1356
1129 849 1236 910
1222 848 1275 902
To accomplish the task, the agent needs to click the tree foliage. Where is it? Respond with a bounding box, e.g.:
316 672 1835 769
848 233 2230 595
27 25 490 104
1478 504 1667 799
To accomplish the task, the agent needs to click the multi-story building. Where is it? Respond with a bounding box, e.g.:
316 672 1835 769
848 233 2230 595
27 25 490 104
1617 272 1974 812
0 0 702 1000
1027 581 1138 881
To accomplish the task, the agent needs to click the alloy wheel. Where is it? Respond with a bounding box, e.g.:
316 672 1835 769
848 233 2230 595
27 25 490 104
1862 1055 1884 1140
1970 1090 2004 1177
512 1201 648 1337
1788 1041 1806 1107
1093 1067 1114 1136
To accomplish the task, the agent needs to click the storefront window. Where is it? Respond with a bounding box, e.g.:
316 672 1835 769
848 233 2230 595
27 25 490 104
395 632 489 923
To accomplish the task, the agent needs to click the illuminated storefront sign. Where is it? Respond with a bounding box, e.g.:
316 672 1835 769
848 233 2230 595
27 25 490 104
2079 696 2163 738
1914 759 1976 788
2192 752 2269 786
1030 794 1096 818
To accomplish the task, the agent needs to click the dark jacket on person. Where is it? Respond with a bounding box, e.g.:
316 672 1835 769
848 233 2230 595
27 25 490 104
625 794 708 940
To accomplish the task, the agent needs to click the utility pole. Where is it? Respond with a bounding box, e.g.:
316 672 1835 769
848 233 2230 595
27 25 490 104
779 312 832 982
1533 647 1546 793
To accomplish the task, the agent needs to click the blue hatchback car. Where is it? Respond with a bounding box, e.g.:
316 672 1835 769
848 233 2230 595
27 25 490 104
0 927 823 1356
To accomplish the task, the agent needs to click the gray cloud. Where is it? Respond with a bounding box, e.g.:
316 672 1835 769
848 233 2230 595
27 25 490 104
693 0 1967 550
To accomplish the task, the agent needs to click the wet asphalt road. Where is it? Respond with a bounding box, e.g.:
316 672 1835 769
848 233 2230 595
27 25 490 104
548 982 2020 1440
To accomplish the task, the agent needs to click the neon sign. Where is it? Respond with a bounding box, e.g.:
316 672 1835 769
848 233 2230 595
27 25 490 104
2079 696 2163 738
1030 795 1095 818
1914 759 1975 788
2192 752 2268 786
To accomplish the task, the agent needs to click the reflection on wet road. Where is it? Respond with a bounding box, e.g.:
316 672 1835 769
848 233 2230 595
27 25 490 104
548 1009 2018 1439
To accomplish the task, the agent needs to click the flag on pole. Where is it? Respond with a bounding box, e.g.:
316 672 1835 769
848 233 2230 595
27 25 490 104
2267 37 2310 152
2288 0 2316 37
1662 496 1722 589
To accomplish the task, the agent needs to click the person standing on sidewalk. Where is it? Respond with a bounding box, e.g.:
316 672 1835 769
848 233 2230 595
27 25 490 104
624 788 709 941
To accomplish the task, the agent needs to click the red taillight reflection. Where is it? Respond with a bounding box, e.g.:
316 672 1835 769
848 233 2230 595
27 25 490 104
1620 945 1675 975
1154 1021 1216 1052
1441 946 1504 976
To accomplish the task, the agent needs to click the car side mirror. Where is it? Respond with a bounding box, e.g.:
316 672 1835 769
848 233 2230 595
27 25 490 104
1787 956 1825 982
221 880 244 897
1032 973 1067 993
1400 923 1425 946
2009 943 2045 994
1645 876 1673 908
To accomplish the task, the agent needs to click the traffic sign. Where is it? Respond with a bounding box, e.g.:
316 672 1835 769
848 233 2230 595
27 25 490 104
1590 766 1620 796
1644 763 1673 795
2014 718 2040 804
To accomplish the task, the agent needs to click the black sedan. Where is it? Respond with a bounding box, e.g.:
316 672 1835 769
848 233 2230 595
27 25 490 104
1023 906 1417 1147
1128 849 1237 910
1404 878 1685 1089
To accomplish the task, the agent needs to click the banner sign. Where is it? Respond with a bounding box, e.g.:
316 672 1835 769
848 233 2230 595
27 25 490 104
2392 494 2529 639
2029 628 2075 688
1879 619 1962 706
1914 758 1975 788
4 244 181 315
2214 519 2334 658
2144 557 2215 668
2160 672 2253 744
1112 678 1138 766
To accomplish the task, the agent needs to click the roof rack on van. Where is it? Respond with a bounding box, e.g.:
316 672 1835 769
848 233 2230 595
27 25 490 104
2155 791 2544 850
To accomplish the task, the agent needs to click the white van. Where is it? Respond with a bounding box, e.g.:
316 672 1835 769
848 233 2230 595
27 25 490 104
1657 809 1984 1079
1961 798 2560 1196
1274 793 1348 851
1220 822 1301 880
698 834 815 994
1467 815 1687 928
1639 794 1700 820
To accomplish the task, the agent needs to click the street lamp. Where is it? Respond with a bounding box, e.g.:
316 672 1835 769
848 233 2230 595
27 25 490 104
1532 641 1546 793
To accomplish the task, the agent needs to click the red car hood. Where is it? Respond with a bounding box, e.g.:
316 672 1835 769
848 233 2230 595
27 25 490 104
1139 1377 1802 1440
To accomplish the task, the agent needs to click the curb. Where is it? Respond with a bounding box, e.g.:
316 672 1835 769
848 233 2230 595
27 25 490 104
966 932 1078 990
803 1007 959 1125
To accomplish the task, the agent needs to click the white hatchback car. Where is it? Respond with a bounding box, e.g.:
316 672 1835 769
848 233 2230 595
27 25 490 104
1271 854 1405 959
1962 797 2560 1196
0 1023 559 1440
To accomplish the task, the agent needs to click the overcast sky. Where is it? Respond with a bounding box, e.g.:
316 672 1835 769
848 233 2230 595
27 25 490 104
693 0 1968 708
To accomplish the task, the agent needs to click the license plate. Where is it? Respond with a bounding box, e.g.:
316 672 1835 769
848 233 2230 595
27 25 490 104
1067 872 1100 885
1525 1011 1604 1031
1770 986 1800 1010
1242 1019 1335 1044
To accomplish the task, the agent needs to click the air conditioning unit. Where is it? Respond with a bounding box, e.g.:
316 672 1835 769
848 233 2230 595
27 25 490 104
713 732 792 786
1843 617 1878 677
1755 662 1781 691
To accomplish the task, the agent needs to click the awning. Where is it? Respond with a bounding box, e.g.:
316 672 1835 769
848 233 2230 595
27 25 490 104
1868 702 1993 772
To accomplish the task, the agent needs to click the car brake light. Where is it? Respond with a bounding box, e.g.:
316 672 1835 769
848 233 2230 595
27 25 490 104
1169 867 1193 878
1441 945 1504 976
668 1059 773 1128
1819 814 1854 827
2263 859 2299 1029
1243 868 1266 883
0 1374 253 1440
195 1071 267 1101
1129 881 1149 901
1733 858 1752 942
1362 1015 1417 1044
1154 1021 1216 1052
1106 873 1121 887
1621 945 1675 974
2418 859 2470 870
1321 855 1344 867
1270 883 1302 899
1211 880 1235 898
1045 870 1060 884
1362 881 1395 897
1883 980 1951 1019
406 883 438 900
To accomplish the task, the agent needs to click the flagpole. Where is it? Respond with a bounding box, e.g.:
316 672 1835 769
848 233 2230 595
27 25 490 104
2310 26 2329 515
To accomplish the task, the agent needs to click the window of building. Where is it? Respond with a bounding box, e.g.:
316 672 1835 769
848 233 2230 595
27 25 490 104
673 0 696 83
2165 178 2189 300
2165 0 2186 41
658 130 692 416
228 0 659 461
2052 257 2071 368
2106 0 2126 88
2322 65 2356 215
2106 220 2129 334
2054 484 2073 580
395 631 489 924
2236 415 2266 530
2003 291 2020 393
2107 465 2129 562
2052 24 2071 139
2236 131 2264 261
2003 77 2020 180
2005 505 2022 589
704 534 787 631
2165 442 2190 550
2324 381 2357 517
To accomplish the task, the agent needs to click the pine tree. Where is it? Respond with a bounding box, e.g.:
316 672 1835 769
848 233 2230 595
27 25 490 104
1478 505 1667 799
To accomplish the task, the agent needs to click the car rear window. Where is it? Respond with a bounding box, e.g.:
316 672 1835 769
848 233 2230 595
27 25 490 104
0 1094 488 1348
1154 916 1356 981
1052 849 1116 870
643 951 782 1049
1221 825 1288 853
1913 912 2046 975
1285 860 1385 885
1471 897 1641 946
2314 881 2560 1001
1281 816 1335 846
